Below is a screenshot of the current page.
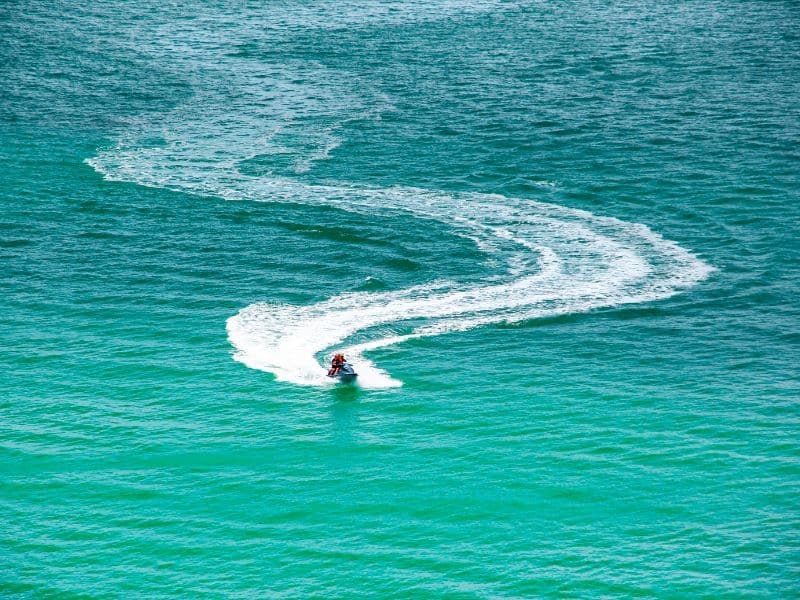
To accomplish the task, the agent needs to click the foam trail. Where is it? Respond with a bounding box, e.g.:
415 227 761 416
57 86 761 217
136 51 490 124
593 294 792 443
89 144 714 387
221 206 710 388
84 6 714 387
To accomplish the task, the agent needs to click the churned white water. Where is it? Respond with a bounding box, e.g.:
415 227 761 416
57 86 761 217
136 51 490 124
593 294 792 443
87 5 713 387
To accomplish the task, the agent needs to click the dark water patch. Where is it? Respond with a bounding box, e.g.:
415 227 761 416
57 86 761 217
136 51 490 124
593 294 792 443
353 277 388 291
330 385 361 403
600 304 678 322
776 331 800 345
274 220 393 247
214 209 252 224
76 230 132 241
378 257 421 272
493 311 592 330
0 222 27 231
0 238 33 248
72 199 129 216
226 42 260 59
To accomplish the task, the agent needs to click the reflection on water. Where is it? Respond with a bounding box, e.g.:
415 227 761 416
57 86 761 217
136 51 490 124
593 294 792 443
330 385 361 445
331 384 360 403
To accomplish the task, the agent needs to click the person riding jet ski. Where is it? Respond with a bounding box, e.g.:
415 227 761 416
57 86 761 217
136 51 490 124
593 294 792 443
327 353 358 382
328 353 346 377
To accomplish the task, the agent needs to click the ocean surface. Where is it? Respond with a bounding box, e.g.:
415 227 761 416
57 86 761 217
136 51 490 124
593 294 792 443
2 0 799 596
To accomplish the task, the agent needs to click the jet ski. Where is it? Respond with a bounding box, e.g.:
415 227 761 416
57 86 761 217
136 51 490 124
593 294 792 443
329 362 358 383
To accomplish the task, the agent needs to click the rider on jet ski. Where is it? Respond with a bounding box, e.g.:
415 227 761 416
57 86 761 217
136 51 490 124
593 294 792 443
328 353 346 377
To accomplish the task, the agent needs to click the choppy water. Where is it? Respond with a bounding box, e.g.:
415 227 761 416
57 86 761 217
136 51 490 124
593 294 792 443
2 1 799 597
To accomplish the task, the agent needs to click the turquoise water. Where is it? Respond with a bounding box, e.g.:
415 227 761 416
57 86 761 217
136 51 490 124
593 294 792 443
2 0 799 596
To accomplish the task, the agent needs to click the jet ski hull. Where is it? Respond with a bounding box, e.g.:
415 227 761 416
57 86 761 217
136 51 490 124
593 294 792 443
336 372 358 384
328 362 358 384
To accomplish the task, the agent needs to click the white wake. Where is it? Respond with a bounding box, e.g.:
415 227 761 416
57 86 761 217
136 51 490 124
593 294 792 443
86 2 713 387
89 143 713 387
221 185 711 388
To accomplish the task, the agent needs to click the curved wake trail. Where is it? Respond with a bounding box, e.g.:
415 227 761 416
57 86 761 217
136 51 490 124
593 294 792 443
223 186 711 388
86 2 714 387
90 144 713 387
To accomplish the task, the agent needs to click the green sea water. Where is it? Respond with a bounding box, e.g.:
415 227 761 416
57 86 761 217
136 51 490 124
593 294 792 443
2 1 799 597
